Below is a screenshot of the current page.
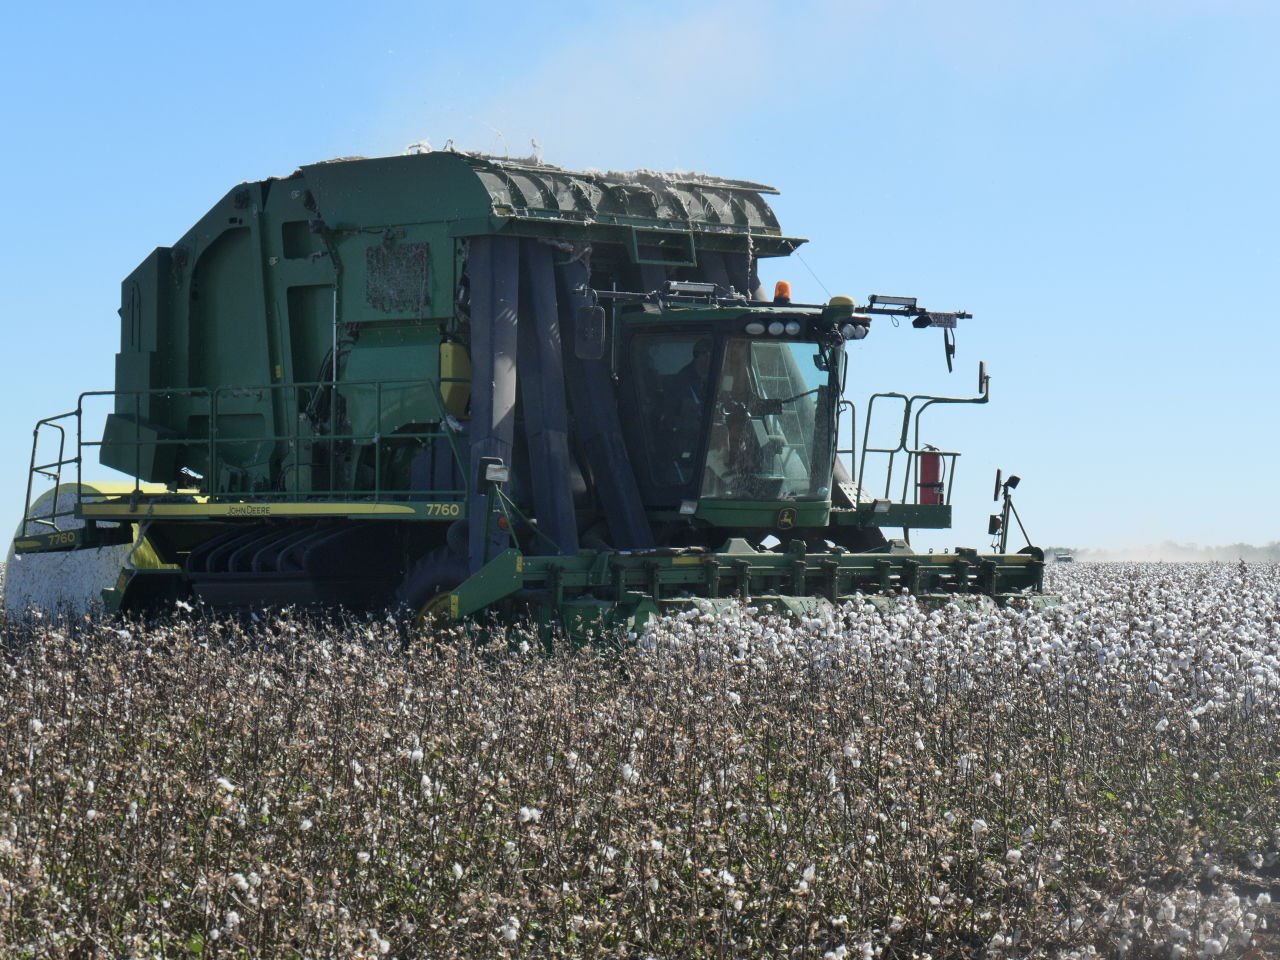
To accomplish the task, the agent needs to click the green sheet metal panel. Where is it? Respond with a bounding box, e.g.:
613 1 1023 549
101 152 804 495
341 323 444 434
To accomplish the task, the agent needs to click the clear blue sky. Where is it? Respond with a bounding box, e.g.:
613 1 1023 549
2 0 1276 551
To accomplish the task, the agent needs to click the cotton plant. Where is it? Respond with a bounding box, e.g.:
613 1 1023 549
0 562 1275 956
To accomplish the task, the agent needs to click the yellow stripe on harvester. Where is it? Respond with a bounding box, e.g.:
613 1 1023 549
82 502 420 519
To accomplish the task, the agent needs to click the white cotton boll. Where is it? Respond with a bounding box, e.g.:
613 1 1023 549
300 818 313 831
1006 848 1022 865
232 872 249 892
1170 945 1186 960
647 877 659 892
1201 937 1223 956
803 864 816 883
28 719 43 734
823 947 848 960
1256 893 1271 906
409 748 424 763
216 777 236 793
622 763 640 785
498 916 520 942
972 818 990 838
1155 718 1170 733
226 910 240 930
85 809 97 822
356 851 371 864
727 691 741 705
718 869 735 886
518 806 542 823
452 863 463 879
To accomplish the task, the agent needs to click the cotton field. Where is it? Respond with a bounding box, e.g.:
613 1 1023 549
0 562 1276 958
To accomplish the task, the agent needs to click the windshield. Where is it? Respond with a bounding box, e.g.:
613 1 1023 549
701 338 835 501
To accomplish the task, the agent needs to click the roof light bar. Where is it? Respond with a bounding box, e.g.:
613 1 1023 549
666 280 717 295
867 294 918 311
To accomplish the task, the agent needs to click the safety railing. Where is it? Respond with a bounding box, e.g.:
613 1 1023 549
857 393 958 506
852 378 989 508
21 413 79 535
22 377 470 532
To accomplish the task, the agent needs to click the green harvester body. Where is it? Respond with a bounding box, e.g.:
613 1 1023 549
14 151 1045 631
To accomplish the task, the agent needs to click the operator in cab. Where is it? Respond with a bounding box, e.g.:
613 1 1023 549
655 336 714 485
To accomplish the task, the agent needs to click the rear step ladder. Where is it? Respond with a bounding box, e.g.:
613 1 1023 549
22 411 80 535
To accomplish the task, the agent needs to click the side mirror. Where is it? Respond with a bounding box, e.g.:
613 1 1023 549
574 304 607 361
978 360 989 395
993 469 1003 502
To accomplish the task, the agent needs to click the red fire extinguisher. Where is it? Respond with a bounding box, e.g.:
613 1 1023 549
918 448 943 505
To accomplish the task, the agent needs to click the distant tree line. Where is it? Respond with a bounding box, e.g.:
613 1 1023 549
1044 542 1280 562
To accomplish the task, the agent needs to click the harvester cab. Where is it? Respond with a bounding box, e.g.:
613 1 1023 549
6 151 1046 629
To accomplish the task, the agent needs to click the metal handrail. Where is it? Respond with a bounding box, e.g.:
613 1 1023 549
22 414 76 533
835 398 858 493
21 377 472 528
858 383 988 507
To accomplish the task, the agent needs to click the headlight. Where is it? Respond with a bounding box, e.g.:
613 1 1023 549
784 320 801 336
767 321 785 336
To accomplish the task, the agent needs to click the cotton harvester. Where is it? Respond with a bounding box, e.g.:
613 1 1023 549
6 151 1045 632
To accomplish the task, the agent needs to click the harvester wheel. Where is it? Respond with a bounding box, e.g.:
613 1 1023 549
415 589 453 628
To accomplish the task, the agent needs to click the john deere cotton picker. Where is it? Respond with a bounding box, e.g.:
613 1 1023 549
6 151 1045 632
